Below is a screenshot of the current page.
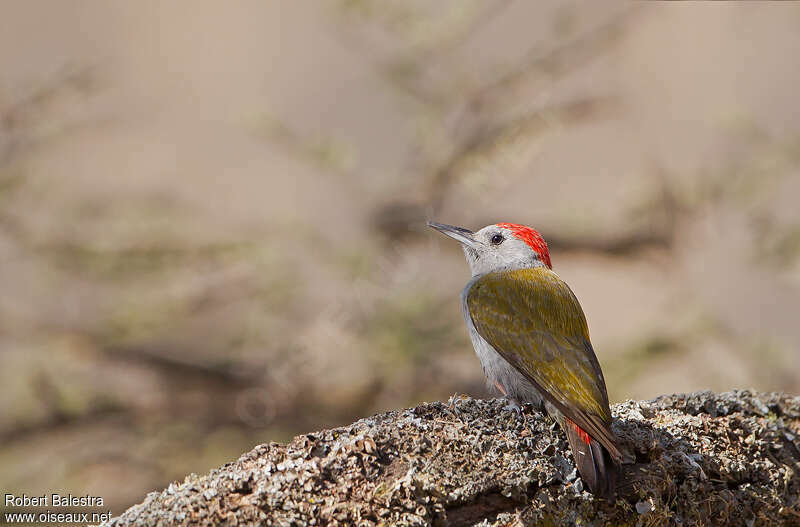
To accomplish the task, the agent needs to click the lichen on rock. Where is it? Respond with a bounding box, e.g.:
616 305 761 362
103 390 800 526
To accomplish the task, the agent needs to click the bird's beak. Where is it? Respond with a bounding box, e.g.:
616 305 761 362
427 221 478 248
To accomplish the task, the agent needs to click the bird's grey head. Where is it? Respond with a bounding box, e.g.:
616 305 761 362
428 221 552 276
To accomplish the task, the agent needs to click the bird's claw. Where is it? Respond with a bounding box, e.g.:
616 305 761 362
503 397 523 416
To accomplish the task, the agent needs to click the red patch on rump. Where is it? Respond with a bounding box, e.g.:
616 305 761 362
495 223 552 269
566 417 592 444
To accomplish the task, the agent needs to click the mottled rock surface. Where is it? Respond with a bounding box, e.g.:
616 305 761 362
103 390 800 527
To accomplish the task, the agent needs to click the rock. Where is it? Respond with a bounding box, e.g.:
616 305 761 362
102 390 800 527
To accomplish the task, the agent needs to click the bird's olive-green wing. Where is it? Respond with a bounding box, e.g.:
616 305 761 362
466 267 618 453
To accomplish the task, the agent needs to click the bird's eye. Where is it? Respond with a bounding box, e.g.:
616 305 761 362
490 233 504 245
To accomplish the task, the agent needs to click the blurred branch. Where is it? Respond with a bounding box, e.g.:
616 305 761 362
380 0 514 105
0 206 28 245
370 96 622 240
0 376 128 445
35 240 258 279
466 5 642 115
285 4 679 262
333 1 517 108
258 118 358 184
0 64 101 163
545 229 671 256
420 0 513 61
0 65 104 253
426 95 622 211
331 5 643 244
0 409 130 446
104 345 262 385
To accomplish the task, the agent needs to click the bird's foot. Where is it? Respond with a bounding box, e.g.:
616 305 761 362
502 396 524 416
446 393 468 422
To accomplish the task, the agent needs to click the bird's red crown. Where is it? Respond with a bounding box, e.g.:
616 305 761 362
495 223 551 269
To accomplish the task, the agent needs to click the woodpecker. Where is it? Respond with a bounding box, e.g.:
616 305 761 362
428 220 622 498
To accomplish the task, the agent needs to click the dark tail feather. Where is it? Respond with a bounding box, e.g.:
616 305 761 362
564 419 617 499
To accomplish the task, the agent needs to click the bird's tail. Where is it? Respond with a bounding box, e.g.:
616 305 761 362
563 418 617 499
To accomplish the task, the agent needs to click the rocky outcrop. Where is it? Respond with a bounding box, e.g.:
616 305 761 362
103 390 800 526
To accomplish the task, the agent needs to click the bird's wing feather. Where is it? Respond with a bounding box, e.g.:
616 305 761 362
466 267 621 461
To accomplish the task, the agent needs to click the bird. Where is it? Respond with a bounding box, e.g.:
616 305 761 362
428 220 622 498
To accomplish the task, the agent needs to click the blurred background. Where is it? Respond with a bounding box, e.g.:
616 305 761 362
1 0 800 518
